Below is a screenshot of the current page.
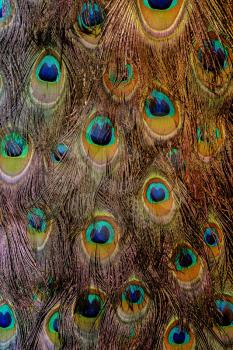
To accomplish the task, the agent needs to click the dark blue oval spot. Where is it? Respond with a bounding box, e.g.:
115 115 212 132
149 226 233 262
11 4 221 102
5 140 23 157
53 317 59 332
90 122 112 146
125 289 142 304
178 251 193 268
198 43 227 73
204 228 218 246
216 305 233 327
0 311 12 328
90 225 110 244
82 6 103 27
28 215 44 231
149 98 170 117
78 3 105 34
52 144 68 162
148 0 174 10
173 330 186 344
38 63 58 82
76 295 101 318
150 187 166 202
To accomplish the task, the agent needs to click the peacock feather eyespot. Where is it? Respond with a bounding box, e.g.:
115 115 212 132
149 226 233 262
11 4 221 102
142 175 176 224
202 221 224 260
204 227 219 247
117 279 149 323
196 122 225 162
0 131 34 184
215 299 233 328
87 117 114 146
174 247 197 271
171 244 203 288
103 63 139 102
51 143 69 163
78 2 105 34
0 0 14 28
136 0 187 39
213 295 233 344
75 1 106 48
193 32 232 94
27 207 52 251
81 212 120 261
168 326 190 345
76 294 102 318
145 90 174 117
36 55 61 83
108 64 134 85
73 288 106 333
198 40 228 73
29 49 66 108
81 113 119 167
201 214 225 259
44 306 60 346
146 181 169 203
163 319 196 350
0 303 17 346
143 88 181 140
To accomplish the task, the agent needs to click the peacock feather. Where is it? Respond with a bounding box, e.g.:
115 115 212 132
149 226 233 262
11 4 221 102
0 0 232 349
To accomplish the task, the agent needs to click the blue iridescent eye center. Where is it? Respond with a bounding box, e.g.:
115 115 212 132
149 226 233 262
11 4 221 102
28 215 43 231
39 63 58 82
28 209 47 232
175 248 196 270
168 325 190 345
90 225 110 244
5 140 24 157
123 285 145 305
76 294 102 318
204 227 218 246
86 220 115 245
48 311 59 334
1 133 28 159
0 0 12 20
150 185 166 202
149 97 170 116
125 288 142 304
146 182 169 203
53 317 59 332
145 90 175 118
87 117 114 146
215 300 233 327
173 329 185 344
147 0 174 10
198 40 228 73
78 2 105 34
36 55 60 83
52 144 69 162
178 251 192 267
83 4 103 26
0 311 12 328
